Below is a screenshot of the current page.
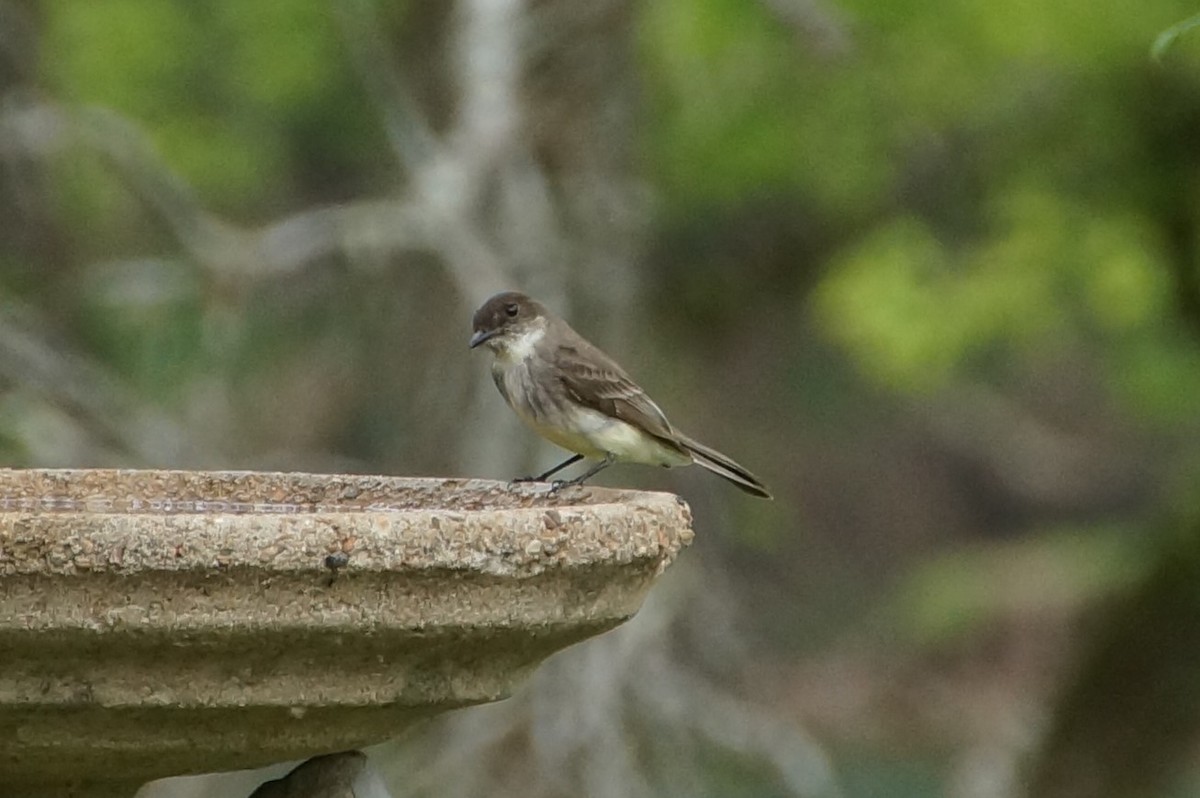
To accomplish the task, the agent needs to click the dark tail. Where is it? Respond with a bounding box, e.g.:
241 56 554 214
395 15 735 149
678 434 772 499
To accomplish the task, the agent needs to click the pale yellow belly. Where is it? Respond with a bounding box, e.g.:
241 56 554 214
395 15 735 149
497 364 689 466
522 405 689 466
520 412 610 458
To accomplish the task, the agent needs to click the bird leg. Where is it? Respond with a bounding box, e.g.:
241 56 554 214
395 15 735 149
550 453 614 492
514 453 583 483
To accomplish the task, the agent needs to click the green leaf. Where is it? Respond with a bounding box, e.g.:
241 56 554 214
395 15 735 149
1152 13 1200 61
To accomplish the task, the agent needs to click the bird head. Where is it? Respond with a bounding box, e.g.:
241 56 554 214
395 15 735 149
469 291 547 356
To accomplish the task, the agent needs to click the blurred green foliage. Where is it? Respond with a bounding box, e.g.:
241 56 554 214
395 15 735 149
1153 13 1200 60
44 0 386 215
34 0 1200 431
816 192 1174 394
643 0 1200 412
895 524 1150 644
634 2 1200 794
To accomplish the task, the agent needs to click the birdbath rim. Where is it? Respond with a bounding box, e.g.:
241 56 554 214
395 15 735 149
0 466 694 796
0 466 687 515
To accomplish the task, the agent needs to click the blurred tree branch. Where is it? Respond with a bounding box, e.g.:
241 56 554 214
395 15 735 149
0 101 495 294
756 0 853 58
0 299 221 466
0 0 570 478
921 382 1147 515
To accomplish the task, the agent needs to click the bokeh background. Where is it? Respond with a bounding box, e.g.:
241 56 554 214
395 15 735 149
4 0 1200 796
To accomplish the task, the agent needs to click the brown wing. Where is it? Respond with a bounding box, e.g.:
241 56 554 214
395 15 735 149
553 339 683 449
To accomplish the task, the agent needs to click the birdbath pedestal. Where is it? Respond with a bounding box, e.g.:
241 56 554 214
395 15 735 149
0 469 693 797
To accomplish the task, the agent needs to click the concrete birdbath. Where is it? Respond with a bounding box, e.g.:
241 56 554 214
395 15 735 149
0 469 693 797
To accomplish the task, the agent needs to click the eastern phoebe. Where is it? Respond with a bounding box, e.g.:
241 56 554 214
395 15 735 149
470 291 771 498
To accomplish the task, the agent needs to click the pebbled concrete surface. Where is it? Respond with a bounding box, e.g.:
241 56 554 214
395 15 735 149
0 469 693 797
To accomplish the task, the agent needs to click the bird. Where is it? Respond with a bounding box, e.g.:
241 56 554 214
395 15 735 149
469 291 771 498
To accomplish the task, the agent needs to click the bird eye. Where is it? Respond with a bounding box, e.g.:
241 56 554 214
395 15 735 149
504 303 519 318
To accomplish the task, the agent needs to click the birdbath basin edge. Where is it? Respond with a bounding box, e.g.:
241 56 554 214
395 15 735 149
0 468 694 797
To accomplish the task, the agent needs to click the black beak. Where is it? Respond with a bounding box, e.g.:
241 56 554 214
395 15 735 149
469 329 496 348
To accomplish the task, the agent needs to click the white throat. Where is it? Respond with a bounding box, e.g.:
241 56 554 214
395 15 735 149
495 323 546 363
